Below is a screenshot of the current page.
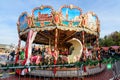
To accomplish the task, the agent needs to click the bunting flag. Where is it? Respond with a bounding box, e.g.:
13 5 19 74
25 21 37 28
21 30 37 75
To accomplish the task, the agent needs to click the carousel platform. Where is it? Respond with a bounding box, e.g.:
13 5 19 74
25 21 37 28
28 64 105 77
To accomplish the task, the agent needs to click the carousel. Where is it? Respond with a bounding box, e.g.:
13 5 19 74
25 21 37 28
15 5 104 77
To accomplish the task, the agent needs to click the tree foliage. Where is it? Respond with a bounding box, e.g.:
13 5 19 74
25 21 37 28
99 31 120 47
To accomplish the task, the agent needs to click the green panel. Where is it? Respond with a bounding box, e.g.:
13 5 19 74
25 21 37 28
44 22 50 25
73 22 79 26
35 22 41 27
62 21 69 26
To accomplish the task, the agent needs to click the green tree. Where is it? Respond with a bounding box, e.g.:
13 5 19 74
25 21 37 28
99 31 120 47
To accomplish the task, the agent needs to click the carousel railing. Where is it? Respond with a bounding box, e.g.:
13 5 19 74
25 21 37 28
0 62 116 80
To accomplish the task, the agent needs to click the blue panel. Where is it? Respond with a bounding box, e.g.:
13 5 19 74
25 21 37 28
19 13 28 31
19 14 27 24
61 8 81 20
20 23 28 31
33 7 53 27
33 8 52 18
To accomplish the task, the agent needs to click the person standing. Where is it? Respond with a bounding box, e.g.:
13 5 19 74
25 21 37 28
20 48 25 60
10 49 15 61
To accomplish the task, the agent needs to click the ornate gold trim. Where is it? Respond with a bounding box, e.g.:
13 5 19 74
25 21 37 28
59 5 82 15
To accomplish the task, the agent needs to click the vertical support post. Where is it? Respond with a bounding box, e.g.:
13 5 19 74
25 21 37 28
15 38 21 64
53 28 58 75
18 38 21 49
18 30 37 75
24 30 37 65
96 35 99 48
82 31 85 46
96 35 100 58
82 31 86 60
82 30 87 73
54 28 58 52
49 38 51 49
96 35 102 68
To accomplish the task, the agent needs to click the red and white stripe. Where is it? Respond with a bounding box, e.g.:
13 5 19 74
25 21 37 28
21 30 37 75
24 30 37 65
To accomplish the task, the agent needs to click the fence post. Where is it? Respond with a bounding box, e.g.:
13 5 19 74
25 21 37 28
79 64 83 80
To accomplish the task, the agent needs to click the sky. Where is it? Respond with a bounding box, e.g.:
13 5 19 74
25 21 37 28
0 0 120 45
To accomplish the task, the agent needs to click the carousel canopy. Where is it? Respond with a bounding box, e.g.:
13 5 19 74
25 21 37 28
17 5 100 45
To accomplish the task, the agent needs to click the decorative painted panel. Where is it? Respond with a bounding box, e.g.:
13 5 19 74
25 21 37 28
33 6 53 27
60 5 82 27
85 12 98 31
18 12 28 32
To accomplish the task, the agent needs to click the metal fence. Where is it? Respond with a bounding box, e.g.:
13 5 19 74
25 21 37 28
109 61 120 80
